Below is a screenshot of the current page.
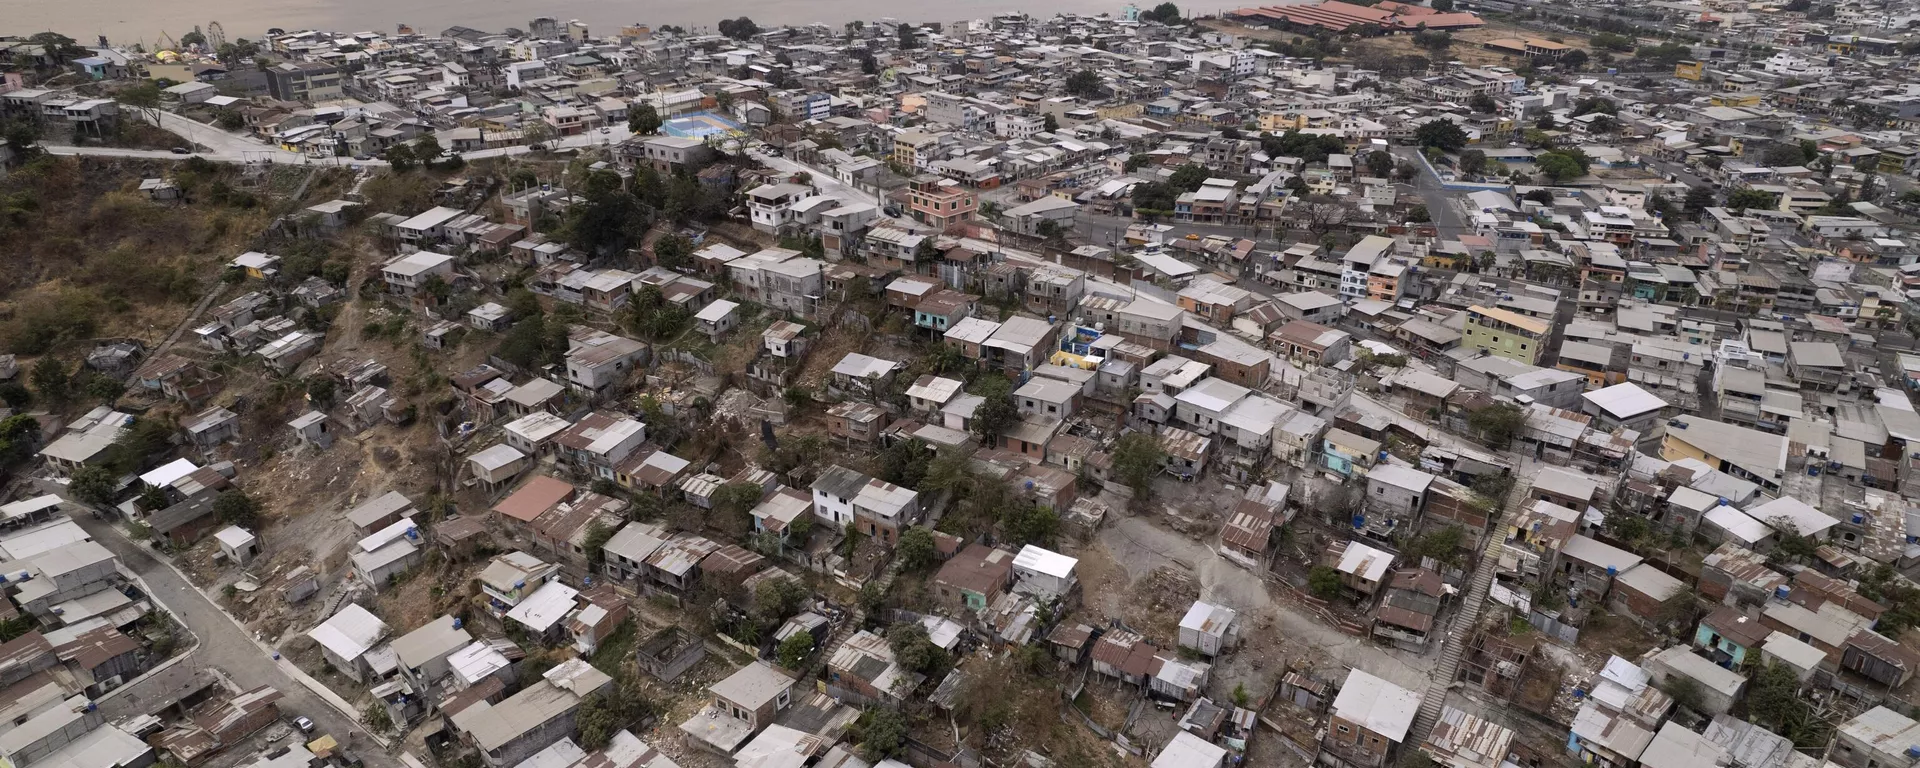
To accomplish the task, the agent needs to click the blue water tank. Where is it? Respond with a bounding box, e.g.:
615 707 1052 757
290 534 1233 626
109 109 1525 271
1776 585 1791 599
452 617 463 629
1606 565 1617 576
1572 688 1586 699
1352 515 1365 529
1853 513 1865 524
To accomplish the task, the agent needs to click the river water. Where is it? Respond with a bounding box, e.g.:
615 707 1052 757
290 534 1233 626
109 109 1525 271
12 0 1128 47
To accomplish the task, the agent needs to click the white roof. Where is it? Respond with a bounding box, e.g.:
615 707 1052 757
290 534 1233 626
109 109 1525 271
395 205 465 231
385 250 455 277
1745 496 1837 537
470 444 527 472
1337 540 1393 582
139 458 199 489
1153 731 1229 768
1561 534 1644 573
306 604 387 661
1174 377 1250 415
695 299 741 323
1331 668 1421 742
449 640 513 686
506 580 580 632
214 526 255 549
906 376 964 404
1012 544 1077 578
1705 505 1773 544
1584 383 1668 419
1368 464 1435 494
831 353 901 380
1179 601 1237 636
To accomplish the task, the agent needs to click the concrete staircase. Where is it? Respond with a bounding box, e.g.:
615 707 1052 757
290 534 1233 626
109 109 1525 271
1408 478 1530 744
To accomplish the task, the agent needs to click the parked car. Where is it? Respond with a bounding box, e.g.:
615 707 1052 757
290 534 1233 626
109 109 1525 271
292 716 315 734
169 147 192 155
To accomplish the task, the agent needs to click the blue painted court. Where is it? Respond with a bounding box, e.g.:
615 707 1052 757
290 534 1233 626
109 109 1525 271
663 111 745 139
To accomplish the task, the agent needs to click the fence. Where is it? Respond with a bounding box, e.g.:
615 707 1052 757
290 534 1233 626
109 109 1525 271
1527 610 1581 644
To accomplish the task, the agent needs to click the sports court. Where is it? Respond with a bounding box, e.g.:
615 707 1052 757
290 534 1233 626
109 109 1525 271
662 111 746 140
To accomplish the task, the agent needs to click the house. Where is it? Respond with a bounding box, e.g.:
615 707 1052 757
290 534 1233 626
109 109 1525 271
350 518 424 589
932 543 1014 614
1178 601 1239 657
391 616 473 693
565 327 649 399
1323 669 1422 768
506 580 582 641
826 402 889 445
1424 707 1517 768
1155 731 1229 768
829 353 904 400
1332 540 1394 596
448 659 612 768
679 662 796 754
182 407 240 451
382 251 456 295
1014 377 1079 420
1660 416 1789 493
695 299 740 341
1090 629 1161 687
475 555 559 620
215 526 260 565
826 630 917 706
346 491 415 536
305 604 390 683
468 444 530 489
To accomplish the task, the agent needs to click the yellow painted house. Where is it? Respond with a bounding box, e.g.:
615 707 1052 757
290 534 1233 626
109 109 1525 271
1462 305 1549 365
1675 61 1705 81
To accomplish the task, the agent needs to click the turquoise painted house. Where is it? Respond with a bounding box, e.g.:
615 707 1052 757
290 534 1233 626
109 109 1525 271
1695 606 1769 669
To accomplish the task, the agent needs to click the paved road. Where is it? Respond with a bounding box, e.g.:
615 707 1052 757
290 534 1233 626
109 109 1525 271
748 148 882 208
1391 145 1469 240
47 110 634 167
70 512 402 768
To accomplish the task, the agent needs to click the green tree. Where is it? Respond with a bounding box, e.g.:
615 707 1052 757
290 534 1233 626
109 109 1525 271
1143 2 1183 23
213 490 260 528
1308 565 1343 600
384 143 416 172
1414 120 1468 152
583 521 616 564
717 17 761 40
1468 403 1526 448
969 377 1019 441
898 23 919 50
1407 205 1431 223
1726 187 1777 212
1042 113 1059 133
69 465 117 504
856 708 908 761
362 703 393 734
30 358 70 403
1467 93 1496 114
777 631 815 668
1537 152 1583 182
1110 432 1165 496
628 103 662 135
1169 163 1210 191
999 503 1060 546
1066 69 1103 98
886 620 950 677
1458 149 1487 175
897 526 937 570
753 576 809 623
1683 185 1717 216
567 169 651 257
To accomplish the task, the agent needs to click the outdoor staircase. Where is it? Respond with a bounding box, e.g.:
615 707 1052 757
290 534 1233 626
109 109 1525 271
1407 477 1531 744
